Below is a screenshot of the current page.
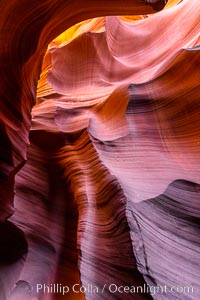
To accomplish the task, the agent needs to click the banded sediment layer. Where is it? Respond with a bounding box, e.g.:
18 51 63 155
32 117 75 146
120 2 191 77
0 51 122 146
0 0 199 299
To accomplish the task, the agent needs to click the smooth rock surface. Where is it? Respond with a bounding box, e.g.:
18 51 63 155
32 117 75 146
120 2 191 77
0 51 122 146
0 0 199 299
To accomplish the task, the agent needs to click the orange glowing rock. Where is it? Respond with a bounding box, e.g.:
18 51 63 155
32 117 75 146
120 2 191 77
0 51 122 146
0 1 200 299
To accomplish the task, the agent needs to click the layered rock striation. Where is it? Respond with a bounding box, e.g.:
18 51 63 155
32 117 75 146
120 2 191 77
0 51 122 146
0 0 200 299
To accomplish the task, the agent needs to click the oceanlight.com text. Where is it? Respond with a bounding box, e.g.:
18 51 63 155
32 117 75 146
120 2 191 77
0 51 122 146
35 283 194 296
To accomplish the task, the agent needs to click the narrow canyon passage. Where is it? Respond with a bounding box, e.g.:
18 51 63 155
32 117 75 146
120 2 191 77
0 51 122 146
9 130 152 300
0 0 200 299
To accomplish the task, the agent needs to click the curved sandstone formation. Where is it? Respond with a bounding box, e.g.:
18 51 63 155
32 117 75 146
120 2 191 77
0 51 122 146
0 0 200 299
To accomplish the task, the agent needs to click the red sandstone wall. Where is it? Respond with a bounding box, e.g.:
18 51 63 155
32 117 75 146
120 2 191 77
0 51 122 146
0 1 200 299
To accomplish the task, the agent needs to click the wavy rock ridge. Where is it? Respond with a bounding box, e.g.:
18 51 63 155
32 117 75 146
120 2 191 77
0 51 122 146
0 0 200 299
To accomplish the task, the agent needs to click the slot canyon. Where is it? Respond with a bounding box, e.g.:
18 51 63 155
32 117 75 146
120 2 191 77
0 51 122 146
0 0 199 299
